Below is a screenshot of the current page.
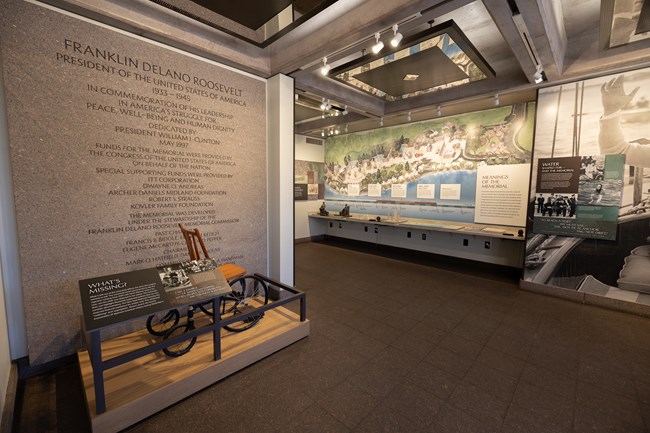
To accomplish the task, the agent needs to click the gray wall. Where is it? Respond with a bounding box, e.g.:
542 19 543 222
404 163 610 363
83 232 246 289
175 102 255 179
0 0 269 364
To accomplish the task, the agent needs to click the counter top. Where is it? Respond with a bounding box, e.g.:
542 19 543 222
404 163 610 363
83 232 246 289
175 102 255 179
308 213 525 240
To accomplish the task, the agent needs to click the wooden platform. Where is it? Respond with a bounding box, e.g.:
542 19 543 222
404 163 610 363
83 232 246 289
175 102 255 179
78 306 309 433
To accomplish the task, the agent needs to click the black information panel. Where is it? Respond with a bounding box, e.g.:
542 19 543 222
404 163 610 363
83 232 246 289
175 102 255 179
79 259 231 331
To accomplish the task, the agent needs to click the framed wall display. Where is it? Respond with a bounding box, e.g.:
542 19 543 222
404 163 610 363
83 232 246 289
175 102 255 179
531 154 625 240
323 103 535 225
294 160 325 200
524 67 650 305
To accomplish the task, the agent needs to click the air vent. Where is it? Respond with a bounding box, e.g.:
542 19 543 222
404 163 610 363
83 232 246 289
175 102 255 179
306 137 323 145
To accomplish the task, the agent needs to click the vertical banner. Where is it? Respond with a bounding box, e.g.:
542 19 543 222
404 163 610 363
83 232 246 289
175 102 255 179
475 163 530 227
525 70 650 306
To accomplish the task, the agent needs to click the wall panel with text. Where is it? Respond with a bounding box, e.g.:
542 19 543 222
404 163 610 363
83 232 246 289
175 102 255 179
0 0 267 364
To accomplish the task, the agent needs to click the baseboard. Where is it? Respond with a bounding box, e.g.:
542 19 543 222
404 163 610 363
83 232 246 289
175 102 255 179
16 354 77 379
519 280 650 318
294 235 325 244
0 362 18 433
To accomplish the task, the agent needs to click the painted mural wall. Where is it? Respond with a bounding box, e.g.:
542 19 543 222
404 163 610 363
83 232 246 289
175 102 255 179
323 103 535 226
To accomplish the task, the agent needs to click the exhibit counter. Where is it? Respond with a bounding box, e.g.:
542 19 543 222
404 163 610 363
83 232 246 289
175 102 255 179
309 213 525 268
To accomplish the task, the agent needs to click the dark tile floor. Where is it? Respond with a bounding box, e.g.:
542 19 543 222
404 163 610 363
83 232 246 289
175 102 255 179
13 239 650 432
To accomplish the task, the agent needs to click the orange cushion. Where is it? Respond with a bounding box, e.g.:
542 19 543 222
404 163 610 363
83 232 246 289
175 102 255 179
218 263 246 280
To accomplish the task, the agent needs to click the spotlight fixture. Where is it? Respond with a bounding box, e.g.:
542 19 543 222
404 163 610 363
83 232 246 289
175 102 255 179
379 117 384 127
407 111 412 122
436 105 441 117
533 64 544 84
321 130 325 137
320 98 332 111
371 32 384 54
342 105 348 115
390 24 403 47
345 123 349 133
494 94 500 106
320 57 331 76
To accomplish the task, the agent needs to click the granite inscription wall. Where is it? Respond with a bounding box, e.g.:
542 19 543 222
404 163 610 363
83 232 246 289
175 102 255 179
0 1 267 363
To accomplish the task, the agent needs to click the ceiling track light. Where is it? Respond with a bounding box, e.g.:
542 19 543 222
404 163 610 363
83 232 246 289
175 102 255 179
494 94 500 106
320 56 330 76
372 32 384 54
345 123 349 133
390 24 403 47
436 105 442 117
533 64 544 84
407 111 412 122
319 98 332 111
342 105 348 115
379 117 384 127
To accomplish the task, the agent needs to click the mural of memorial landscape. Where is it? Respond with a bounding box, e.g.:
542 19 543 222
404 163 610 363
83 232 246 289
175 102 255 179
323 103 535 222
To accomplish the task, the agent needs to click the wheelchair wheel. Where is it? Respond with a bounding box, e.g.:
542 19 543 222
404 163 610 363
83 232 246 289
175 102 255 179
196 301 214 317
221 275 269 332
146 309 180 337
162 324 196 357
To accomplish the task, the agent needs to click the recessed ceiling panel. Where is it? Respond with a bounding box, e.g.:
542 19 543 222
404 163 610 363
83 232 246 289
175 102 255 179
636 0 650 34
354 48 468 97
152 0 338 45
329 20 494 102
189 0 294 30
608 0 650 47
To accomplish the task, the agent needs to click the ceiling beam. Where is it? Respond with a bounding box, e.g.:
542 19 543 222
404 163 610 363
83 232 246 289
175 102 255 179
481 0 541 82
295 112 367 135
512 0 565 80
384 71 532 115
293 69 386 117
